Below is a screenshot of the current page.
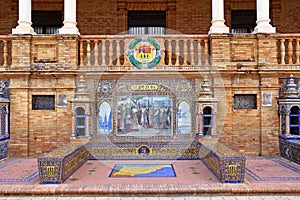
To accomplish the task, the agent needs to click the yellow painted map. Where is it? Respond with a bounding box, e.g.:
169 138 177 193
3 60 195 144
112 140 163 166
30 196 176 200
110 164 176 177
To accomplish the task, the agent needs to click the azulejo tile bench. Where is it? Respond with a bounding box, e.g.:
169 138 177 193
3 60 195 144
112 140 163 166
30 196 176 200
279 137 300 164
38 143 90 184
199 140 246 183
0 139 9 160
87 135 201 160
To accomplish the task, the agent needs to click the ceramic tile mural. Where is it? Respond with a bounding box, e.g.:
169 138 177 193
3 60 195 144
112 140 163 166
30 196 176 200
96 79 196 137
117 96 172 136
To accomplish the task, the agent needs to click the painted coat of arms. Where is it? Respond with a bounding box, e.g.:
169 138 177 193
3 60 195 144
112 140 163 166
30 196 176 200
127 36 162 69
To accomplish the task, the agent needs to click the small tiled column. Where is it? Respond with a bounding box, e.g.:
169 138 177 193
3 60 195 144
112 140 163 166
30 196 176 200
12 0 35 34
253 0 276 34
209 0 229 34
285 111 290 135
59 0 80 35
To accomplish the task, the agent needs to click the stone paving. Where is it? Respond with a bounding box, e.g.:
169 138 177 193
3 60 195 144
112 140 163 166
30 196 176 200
0 196 299 200
0 157 299 198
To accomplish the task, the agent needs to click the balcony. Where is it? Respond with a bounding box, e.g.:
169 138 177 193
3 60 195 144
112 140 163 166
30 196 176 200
0 33 299 72
79 34 210 72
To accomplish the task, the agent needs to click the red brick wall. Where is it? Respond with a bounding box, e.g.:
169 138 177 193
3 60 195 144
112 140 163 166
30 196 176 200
272 0 300 33
27 80 74 156
0 0 18 35
8 35 77 157
77 0 118 35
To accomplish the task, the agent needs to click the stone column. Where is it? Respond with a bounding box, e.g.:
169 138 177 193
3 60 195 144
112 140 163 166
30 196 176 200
12 0 35 34
209 0 229 34
285 111 290 135
253 0 276 34
279 112 282 134
59 0 80 35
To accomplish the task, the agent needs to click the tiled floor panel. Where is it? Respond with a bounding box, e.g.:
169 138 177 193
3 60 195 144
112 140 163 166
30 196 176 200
0 157 299 196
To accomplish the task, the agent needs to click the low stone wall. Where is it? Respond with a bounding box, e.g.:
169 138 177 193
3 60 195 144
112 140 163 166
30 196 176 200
38 143 90 184
0 139 9 160
199 141 246 183
279 138 300 164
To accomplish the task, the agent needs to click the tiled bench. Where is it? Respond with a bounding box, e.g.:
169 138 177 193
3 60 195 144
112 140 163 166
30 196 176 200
199 141 246 183
279 137 300 164
87 135 200 160
0 139 9 160
38 143 90 184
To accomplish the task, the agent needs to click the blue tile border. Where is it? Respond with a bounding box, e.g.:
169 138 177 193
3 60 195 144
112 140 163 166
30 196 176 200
0 160 38 182
245 158 300 181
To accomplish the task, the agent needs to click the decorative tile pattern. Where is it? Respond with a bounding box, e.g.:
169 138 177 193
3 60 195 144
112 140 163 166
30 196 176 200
0 140 9 160
38 144 89 184
245 157 300 181
0 160 38 182
200 141 246 183
279 138 300 164
88 136 200 160
96 79 196 136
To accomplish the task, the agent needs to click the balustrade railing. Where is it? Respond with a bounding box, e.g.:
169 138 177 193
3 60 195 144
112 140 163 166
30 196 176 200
2 34 298 70
79 35 210 70
276 34 300 65
0 36 11 68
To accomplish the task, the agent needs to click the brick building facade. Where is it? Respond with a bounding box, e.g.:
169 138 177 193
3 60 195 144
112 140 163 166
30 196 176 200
0 0 299 158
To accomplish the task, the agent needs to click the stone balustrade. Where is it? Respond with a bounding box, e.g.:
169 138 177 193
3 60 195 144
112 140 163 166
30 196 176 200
78 35 210 71
1 34 300 69
276 34 300 65
0 36 11 68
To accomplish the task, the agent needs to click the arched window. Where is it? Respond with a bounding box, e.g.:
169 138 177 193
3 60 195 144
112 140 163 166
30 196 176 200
98 102 112 134
203 107 213 136
75 107 86 136
177 101 191 134
290 106 300 135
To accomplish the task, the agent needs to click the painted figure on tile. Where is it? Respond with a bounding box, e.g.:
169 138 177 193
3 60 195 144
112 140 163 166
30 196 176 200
117 96 172 136
125 114 132 133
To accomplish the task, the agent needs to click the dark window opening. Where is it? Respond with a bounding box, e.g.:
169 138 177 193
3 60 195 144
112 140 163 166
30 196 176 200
32 11 62 34
234 94 257 109
32 95 55 110
290 106 300 135
128 11 166 34
203 107 213 136
231 10 256 33
75 107 86 136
